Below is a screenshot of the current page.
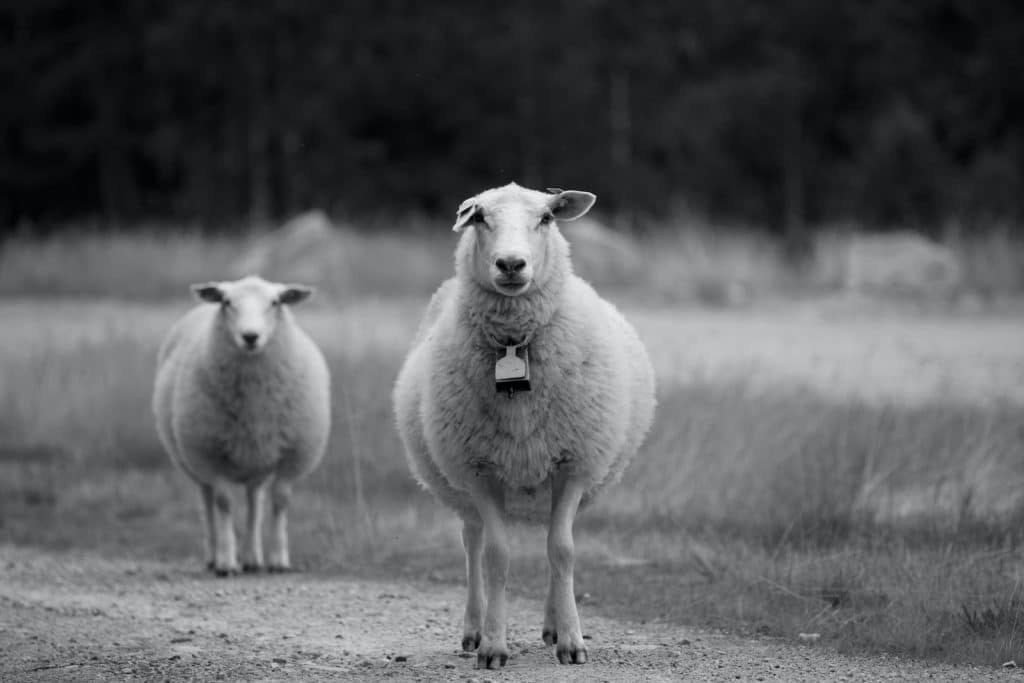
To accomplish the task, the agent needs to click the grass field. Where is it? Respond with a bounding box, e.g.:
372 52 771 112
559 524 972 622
2 230 1024 666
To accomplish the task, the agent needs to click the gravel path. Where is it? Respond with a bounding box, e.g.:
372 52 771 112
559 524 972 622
0 545 1013 681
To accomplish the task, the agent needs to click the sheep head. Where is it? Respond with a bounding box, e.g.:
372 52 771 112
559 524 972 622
453 183 595 297
191 276 314 353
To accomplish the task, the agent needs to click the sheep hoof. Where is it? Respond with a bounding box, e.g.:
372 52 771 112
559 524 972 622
213 566 240 578
542 628 557 646
267 564 297 574
461 632 481 651
205 561 215 572
476 649 509 670
556 643 587 665
242 563 264 574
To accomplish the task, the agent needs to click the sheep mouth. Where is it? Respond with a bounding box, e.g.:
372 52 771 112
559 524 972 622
493 278 530 295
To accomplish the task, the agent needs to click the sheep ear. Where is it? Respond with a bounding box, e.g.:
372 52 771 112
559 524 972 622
548 190 596 221
453 198 478 232
191 282 224 303
278 284 315 306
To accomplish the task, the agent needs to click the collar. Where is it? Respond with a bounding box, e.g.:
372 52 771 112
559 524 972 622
488 332 531 349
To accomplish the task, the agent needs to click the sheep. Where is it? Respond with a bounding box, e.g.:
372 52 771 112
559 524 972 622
393 183 656 668
152 276 331 576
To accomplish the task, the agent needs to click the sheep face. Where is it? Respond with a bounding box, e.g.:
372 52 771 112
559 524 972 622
191 276 314 353
453 183 595 296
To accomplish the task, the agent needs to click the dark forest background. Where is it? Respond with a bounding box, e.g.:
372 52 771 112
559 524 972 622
3 0 1023 236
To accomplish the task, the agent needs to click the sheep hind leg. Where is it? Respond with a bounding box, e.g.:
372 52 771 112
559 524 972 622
542 573 558 645
199 483 216 572
211 484 240 577
241 481 267 572
467 475 510 669
547 469 587 664
461 516 485 651
267 479 294 572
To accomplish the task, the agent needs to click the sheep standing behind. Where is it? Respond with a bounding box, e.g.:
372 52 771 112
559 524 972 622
153 276 331 575
393 183 656 668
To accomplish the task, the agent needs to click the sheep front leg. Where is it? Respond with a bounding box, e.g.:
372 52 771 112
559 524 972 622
242 482 266 572
461 517 485 651
267 479 293 571
211 484 240 576
546 469 587 664
467 474 510 669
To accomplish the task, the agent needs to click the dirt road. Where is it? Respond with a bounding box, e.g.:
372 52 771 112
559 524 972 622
0 545 1009 682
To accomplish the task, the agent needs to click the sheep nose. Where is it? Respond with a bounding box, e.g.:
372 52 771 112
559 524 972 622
241 333 259 348
495 256 527 275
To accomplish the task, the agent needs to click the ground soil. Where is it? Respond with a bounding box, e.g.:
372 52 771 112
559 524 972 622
1 545 1012 682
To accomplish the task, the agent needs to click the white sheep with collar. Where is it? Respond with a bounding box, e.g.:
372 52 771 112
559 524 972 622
393 183 655 669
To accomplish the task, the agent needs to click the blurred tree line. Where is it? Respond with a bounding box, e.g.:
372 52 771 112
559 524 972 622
2 0 1023 235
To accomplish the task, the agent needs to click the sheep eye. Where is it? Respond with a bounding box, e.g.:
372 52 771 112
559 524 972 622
221 300 232 309
471 212 488 226
539 213 553 226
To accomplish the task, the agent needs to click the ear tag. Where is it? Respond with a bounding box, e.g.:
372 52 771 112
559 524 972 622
495 345 531 397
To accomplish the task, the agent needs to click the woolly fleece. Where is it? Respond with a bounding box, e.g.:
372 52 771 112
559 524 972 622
394 184 656 522
153 279 331 487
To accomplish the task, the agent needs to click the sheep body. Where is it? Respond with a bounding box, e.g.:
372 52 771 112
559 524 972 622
397 273 653 519
153 276 330 574
393 183 655 667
